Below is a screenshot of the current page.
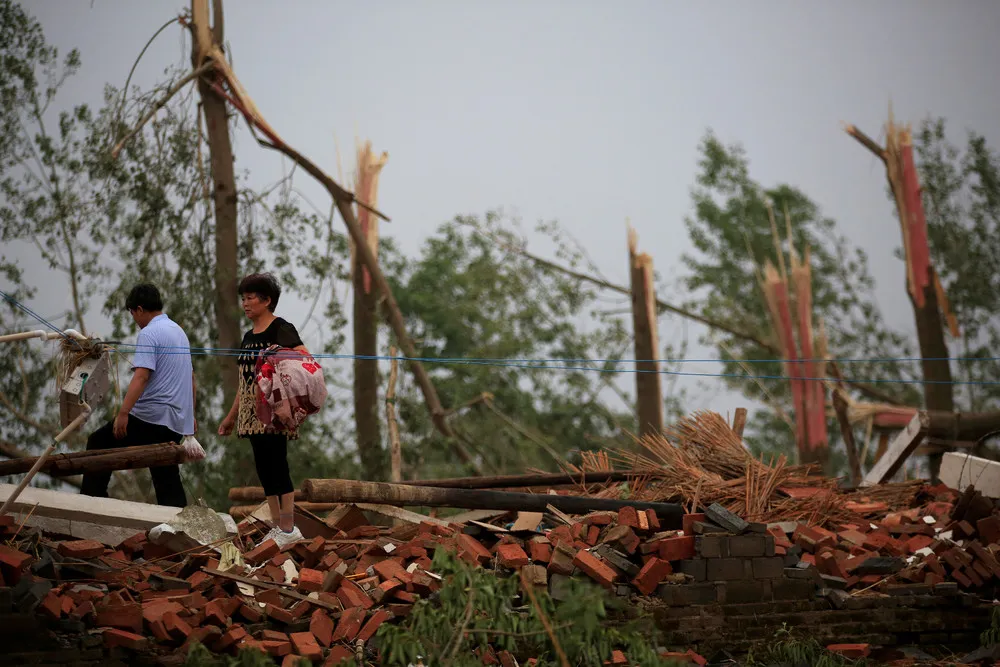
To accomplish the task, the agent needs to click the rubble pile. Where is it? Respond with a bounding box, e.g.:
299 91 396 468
1 476 999 666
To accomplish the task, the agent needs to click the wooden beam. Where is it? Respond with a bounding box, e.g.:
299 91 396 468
0 443 185 477
861 411 929 485
229 469 652 502
302 478 683 526
0 482 182 530
833 391 862 487
732 408 748 438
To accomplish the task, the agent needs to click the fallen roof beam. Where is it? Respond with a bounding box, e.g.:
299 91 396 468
302 478 683 527
861 411 929 485
0 482 181 531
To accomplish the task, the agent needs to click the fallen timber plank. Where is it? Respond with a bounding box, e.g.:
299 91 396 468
861 411 929 486
302 478 684 527
202 568 343 615
0 442 184 477
0 482 181 530
228 469 651 503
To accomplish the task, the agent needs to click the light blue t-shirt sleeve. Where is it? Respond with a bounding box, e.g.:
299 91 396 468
132 328 157 371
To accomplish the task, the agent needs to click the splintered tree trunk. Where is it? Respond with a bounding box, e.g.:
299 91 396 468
628 226 663 437
352 143 388 480
191 0 240 406
846 121 957 482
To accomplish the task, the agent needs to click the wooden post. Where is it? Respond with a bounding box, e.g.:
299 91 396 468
832 391 862 486
352 142 388 480
190 0 240 408
386 346 402 484
628 226 662 437
732 408 748 438
862 411 929 485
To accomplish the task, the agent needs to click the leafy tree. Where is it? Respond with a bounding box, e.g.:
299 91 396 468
914 118 1000 414
383 212 637 478
680 131 914 464
0 1 354 506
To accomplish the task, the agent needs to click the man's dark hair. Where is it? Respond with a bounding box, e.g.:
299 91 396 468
125 283 164 312
238 272 281 312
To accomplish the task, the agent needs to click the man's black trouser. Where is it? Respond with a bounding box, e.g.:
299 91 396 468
80 414 188 508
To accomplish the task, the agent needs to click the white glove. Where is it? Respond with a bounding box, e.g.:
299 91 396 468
182 435 206 461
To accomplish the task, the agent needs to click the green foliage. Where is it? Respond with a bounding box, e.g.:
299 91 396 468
184 642 306 667
681 131 915 466
377 550 673 666
383 212 636 478
744 623 869 667
980 605 1000 647
915 118 1000 414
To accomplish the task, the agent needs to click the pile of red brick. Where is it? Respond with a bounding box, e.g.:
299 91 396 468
772 483 1000 595
0 481 998 665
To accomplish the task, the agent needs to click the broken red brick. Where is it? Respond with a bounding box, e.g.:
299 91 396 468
310 608 334 647
357 608 391 642
657 535 695 561
645 509 661 532
95 603 143 633
905 534 934 554
827 643 870 659
617 506 640 529
372 558 409 582
572 550 617 589
0 544 32 579
332 606 366 642
683 513 706 536
57 539 106 559
324 645 355 666
793 525 834 553
529 540 552 564
216 625 248 651
337 579 373 610
245 539 280 565
290 631 323 661
103 628 148 651
632 557 673 595
296 567 324 593
163 611 193 641
497 543 530 568
39 592 62 620
605 649 628 665
456 534 492 565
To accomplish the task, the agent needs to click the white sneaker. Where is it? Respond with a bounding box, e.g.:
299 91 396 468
258 526 282 548
270 526 304 549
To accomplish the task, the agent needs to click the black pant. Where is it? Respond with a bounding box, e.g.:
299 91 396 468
249 433 293 497
80 415 188 508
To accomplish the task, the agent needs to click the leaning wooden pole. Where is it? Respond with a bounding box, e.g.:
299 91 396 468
628 225 663 437
302 478 684 526
352 141 388 480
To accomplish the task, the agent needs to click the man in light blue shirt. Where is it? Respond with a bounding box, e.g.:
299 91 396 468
80 284 194 507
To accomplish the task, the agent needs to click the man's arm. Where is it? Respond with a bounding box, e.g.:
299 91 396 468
114 368 151 438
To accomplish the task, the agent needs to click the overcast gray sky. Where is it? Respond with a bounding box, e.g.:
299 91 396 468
14 1 1000 422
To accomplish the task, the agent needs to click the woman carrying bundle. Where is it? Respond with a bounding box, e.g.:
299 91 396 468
218 272 308 548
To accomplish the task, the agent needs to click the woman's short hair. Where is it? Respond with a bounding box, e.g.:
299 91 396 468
238 273 281 312
125 283 163 312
